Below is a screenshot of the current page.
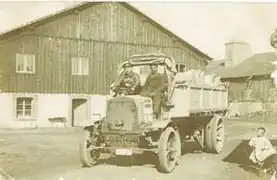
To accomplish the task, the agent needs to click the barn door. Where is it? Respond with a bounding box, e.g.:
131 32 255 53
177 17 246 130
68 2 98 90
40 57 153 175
72 98 88 127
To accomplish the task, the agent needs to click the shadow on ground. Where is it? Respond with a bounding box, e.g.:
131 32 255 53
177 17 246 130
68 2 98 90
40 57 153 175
96 152 157 167
223 139 277 175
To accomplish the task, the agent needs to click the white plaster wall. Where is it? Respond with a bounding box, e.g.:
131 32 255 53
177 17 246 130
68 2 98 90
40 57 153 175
90 95 109 121
36 94 70 127
0 93 70 128
0 93 112 129
0 93 13 128
228 102 263 116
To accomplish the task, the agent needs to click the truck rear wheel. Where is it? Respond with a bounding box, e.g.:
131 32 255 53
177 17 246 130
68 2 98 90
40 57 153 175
79 130 101 167
157 127 181 173
204 115 224 154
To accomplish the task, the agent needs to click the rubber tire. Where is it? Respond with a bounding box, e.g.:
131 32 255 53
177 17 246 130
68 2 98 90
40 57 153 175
157 127 181 173
204 115 225 154
79 130 100 167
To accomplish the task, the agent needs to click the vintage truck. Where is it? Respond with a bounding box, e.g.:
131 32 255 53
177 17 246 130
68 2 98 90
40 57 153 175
79 54 228 173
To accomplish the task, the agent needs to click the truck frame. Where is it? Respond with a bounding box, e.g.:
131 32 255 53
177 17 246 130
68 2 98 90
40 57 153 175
79 54 228 173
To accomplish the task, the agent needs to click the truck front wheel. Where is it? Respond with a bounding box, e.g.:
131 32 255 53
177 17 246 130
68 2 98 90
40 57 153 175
204 115 225 154
157 127 181 173
79 129 101 167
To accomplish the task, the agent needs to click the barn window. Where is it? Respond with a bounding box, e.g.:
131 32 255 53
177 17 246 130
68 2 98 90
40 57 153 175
16 97 34 119
16 53 35 74
175 64 186 72
71 57 89 75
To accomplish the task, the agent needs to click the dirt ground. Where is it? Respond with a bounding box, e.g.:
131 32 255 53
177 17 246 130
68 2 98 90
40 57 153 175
1 120 277 180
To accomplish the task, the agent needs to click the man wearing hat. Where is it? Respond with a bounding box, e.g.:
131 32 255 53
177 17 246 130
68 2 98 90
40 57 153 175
111 62 141 95
140 64 168 119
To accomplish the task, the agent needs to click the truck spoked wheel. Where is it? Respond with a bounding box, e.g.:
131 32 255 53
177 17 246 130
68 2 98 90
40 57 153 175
157 127 181 173
204 115 225 154
80 130 101 167
215 120 225 151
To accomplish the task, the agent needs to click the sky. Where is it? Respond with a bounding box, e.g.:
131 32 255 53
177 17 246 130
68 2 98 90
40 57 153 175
0 1 277 60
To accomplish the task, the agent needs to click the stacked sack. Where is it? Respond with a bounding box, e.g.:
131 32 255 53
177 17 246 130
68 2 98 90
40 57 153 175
175 69 204 85
203 73 222 88
174 70 194 84
175 69 224 88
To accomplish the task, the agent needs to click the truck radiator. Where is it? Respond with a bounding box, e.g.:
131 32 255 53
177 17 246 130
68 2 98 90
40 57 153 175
106 98 138 131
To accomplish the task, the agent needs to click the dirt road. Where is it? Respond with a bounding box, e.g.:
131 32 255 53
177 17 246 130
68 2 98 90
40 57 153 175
1 120 277 180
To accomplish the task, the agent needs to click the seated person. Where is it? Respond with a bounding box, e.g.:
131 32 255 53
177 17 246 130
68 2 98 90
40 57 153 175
111 63 141 95
140 64 168 119
249 127 277 169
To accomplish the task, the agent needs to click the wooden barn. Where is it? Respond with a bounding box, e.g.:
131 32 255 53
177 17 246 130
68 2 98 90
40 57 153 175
0 2 211 128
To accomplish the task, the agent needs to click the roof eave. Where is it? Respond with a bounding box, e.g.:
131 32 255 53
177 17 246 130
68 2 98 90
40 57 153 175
0 1 213 61
0 1 93 40
121 2 213 61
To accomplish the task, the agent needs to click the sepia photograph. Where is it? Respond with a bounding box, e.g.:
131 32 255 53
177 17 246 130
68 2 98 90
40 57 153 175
1 0 277 180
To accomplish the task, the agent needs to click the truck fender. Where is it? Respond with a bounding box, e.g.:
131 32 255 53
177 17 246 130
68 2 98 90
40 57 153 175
84 125 94 131
211 114 224 122
206 114 224 132
83 118 103 131
151 120 178 131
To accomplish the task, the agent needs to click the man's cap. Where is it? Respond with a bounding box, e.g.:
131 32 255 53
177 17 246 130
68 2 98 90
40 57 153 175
257 127 266 131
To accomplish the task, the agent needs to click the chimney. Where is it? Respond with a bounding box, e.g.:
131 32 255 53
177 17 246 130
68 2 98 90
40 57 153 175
224 41 252 67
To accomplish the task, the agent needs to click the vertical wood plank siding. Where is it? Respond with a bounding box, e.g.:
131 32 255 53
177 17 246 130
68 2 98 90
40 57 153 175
0 2 209 94
222 76 274 102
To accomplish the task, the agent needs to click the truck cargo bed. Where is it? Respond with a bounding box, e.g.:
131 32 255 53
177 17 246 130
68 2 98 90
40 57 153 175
169 83 228 118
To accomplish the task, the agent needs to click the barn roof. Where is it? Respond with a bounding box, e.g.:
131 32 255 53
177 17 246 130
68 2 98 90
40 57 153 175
205 59 225 73
0 2 212 61
209 52 277 78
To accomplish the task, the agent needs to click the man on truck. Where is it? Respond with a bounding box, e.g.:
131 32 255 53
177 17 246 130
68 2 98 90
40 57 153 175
111 62 141 95
140 64 168 119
